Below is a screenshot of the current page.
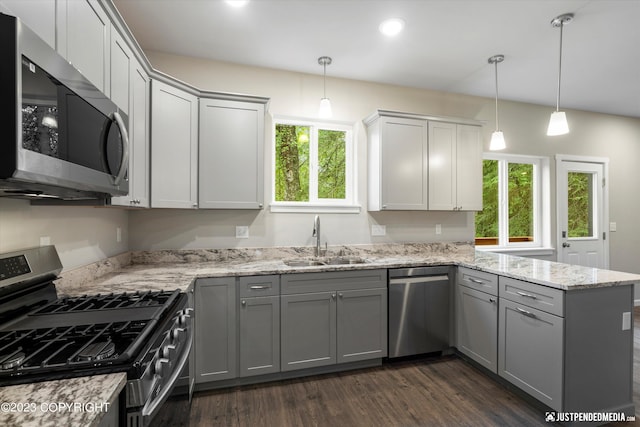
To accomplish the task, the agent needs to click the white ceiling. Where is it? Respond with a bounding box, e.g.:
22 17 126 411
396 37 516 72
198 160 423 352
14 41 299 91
113 0 640 118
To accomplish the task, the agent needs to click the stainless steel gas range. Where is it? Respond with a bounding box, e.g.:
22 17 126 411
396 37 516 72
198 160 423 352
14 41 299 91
0 246 192 426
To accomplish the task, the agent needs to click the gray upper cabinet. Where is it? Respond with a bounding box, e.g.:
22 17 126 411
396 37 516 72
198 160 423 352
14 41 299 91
455 267 498 373
0 0 56 48
428 122 482 211
366 114 428 211
238 275 280 378
151 80 198 208
109 29 131 115
59 0 111 95
199 98 266 209
194 277 237 384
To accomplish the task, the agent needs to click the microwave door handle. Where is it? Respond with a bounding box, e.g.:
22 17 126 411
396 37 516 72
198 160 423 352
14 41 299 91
111 111 130 186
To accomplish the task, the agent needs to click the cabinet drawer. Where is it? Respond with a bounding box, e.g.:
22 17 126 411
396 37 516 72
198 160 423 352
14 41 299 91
239 275 280 297
499 277 564 317
457 267 498 296
281 269 387 295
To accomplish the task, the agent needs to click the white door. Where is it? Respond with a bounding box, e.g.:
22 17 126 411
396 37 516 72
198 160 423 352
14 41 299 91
556 159 608 268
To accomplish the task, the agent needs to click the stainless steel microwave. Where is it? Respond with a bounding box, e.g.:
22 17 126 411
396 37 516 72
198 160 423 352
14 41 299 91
0 13 129 201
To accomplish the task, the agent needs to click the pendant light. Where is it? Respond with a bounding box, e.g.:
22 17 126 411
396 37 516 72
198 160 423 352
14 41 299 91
547 13 573 136
488 54 506 151
318 56 332 119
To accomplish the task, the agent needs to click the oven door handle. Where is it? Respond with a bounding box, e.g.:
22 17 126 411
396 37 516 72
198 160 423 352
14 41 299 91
141 328 193 420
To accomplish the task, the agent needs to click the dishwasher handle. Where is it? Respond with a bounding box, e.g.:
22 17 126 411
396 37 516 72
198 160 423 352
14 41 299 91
389 275 449 285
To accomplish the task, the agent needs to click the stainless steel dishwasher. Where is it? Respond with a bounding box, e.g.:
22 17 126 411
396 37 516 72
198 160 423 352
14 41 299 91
388 266 451 358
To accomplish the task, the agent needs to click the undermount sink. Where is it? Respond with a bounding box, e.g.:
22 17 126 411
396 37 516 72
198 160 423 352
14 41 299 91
283 256 368 267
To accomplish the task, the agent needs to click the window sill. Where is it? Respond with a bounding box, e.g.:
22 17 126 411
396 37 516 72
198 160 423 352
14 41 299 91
475 246 555 257
270 203 361 214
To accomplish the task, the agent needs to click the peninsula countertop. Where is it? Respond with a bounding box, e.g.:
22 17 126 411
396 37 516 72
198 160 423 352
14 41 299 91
54 243 640 296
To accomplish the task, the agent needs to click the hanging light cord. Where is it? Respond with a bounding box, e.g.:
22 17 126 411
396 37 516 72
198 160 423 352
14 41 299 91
556 21 564 112
323 62 327 98
494 60 500 130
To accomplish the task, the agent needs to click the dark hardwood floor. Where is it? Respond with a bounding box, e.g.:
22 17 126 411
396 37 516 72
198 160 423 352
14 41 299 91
154 307 640 427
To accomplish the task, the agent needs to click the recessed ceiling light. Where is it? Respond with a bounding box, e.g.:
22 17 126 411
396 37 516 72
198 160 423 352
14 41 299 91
379 18 405 37
226 0 249 8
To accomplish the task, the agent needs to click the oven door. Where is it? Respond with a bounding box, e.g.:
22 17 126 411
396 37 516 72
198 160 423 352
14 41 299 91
125 297 193 427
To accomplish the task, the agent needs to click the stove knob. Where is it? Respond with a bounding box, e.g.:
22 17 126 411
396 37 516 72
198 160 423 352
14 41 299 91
154 358 169 376
178 314 189 326
170 327 185 343
161 344 176 359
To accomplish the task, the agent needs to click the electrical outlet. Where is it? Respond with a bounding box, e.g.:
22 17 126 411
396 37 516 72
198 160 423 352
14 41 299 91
622 312 631 331
116 227 122 243
371 224 386 236
435 224 442 235
39 236 51 247
236 226 249 239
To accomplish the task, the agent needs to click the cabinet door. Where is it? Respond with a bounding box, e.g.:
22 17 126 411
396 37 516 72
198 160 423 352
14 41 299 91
109 30 131 115
195 278 237 383
239 296 280 377
0 0 56 48
428 121 456 210
281 292 336 371
499 298 563 411
199 99 265 209
63 0 110 94
151 81 198 208
337 288 387 363
456 284 498 372
456 125 482 210
380 117 428 210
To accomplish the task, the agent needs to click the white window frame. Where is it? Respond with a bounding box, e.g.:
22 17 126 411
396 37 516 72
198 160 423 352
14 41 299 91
476 153 552 255
270 117 359 213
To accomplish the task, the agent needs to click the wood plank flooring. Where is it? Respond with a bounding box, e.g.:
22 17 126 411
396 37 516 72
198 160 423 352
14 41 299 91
153 307 640 427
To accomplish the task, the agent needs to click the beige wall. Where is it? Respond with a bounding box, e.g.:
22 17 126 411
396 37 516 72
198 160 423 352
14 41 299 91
127 51 640 275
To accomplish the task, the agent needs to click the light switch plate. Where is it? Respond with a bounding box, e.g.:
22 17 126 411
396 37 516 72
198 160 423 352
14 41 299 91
40 236 51 246
435 224 442 235
622 311 631 331
610 222 617 232
236 226 249 239
371 224 386 236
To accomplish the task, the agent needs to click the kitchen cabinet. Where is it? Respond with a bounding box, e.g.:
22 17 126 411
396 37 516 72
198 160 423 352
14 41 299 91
280 270 387 371
199 98 267 209
365 114 428 210
59 0 111 95
109 29 132 115
111 56 150 207
498 277 564 411
455 267 498 372
194 277 237 383
150 80 198 208
428 122 482 211
0 0 56 48
238 275 280 377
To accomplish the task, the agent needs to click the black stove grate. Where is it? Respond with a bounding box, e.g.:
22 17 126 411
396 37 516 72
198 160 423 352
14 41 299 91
32 289 178 314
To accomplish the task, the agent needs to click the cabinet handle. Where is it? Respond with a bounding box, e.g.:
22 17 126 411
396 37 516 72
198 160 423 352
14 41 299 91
489 298 496 303
468 277 484 285
516 291 538 299
382 205 387 209
516 307 536 318
249 285 269 290
241 300 246 306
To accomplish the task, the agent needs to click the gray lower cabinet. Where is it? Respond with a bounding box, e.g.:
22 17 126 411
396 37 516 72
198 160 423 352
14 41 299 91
280 269 387 372
239 275 280 377
498 297 563 411
456 284 498 373
194 277 237 383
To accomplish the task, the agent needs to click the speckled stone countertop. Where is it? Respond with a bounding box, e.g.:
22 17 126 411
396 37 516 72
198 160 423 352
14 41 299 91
0 373 125 427
54 243 640 296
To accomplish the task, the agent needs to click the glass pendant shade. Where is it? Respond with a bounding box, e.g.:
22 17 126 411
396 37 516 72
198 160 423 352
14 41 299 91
547 111 569 136
489 130 506 151
319 98 332 119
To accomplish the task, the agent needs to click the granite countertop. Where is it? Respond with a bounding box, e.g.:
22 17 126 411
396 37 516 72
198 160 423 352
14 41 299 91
54 243 640 296
0 373 125 427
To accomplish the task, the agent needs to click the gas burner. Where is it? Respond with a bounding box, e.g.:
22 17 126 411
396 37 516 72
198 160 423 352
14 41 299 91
0 351 25 370
77 341 116 362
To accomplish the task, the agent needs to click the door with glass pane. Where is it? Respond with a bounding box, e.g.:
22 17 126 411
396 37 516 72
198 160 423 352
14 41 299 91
557 160 607 268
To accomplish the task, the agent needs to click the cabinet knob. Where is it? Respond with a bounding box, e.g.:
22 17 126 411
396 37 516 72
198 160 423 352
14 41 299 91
258 203 263 208
338 293 343 298
382 205 387 209
192 203 198 208
489 298 496 303
241 300 246 306
331 294 336 300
